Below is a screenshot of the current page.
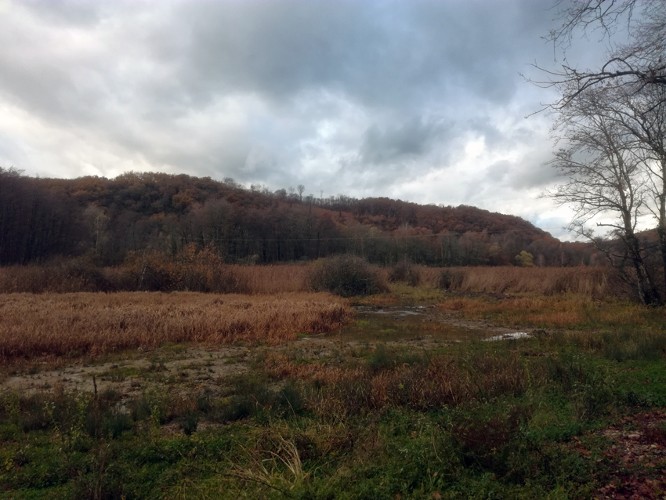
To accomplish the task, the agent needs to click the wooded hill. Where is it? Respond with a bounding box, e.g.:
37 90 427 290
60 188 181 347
0 168 595 267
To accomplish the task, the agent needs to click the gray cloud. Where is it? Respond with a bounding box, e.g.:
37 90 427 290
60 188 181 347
0 0 594 239
360 117 446 165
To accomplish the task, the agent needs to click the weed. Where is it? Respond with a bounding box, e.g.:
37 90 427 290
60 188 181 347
438 268 465 291
232 433 308 496
367 344 396 373
449 401 532 473
179 412 199 436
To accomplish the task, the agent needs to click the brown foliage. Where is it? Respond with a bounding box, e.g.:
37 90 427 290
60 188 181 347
308 255 388 297
387 259 421 286
263 350 529 418
231 264 309 294
0 256 311 295
422 266 610 297
0 292 352 360
3 169 598 267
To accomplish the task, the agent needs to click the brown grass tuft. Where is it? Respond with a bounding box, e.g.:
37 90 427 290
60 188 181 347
263 350 529 416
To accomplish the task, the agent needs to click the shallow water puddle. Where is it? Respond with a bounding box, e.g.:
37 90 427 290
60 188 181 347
339 305 504 343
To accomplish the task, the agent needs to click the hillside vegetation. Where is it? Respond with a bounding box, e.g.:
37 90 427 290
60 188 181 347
0 168 595 268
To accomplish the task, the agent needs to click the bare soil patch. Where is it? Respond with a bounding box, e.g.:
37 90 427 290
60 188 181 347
2 345 251 400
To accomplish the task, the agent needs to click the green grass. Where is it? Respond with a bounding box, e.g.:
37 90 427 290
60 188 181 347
1 288 665 498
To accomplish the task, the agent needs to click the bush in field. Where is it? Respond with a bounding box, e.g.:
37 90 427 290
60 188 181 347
308 255 387 297
388 259 421 286
58 258 115 292
514 250 535 267
438 269 465 291
126 245 247 293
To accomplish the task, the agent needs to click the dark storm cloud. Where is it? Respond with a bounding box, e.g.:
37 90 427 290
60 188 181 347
1 0 554 142
360 117 447 165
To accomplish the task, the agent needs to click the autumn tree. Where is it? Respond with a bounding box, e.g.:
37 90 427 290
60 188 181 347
514 250 535 267
0 168 84 264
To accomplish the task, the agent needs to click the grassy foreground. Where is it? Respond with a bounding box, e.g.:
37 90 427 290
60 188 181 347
0 285 665 498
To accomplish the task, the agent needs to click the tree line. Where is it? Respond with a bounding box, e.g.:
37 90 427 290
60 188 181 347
0 168 595 268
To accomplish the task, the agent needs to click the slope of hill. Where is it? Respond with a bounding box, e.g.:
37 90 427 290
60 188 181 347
0 168 593 266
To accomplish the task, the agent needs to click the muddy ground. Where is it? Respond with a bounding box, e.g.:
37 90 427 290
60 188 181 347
2 305 530 397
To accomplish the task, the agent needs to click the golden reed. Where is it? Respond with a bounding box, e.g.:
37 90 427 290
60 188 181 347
0 292 351 360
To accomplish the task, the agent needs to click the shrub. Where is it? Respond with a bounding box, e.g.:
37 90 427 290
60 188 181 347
388 259 421 286
123 246 248 293
308 255 387 297
0 257 114 293
438 269 465 291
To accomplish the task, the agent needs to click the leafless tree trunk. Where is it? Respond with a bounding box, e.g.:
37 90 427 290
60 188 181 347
538 0 666 304
548 86 662 304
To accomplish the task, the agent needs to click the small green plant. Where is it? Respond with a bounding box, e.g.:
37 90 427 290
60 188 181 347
368 344 397 373
308 255 387 297
179 412 199 435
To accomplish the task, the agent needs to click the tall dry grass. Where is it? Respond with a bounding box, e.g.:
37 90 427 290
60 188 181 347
418 266 611 297
0 292 351 360
231 264 310 293
263 349 531 418
0 261 311 294
0 259 612 297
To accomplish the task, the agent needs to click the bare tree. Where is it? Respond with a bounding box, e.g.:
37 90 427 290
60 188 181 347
537 0 666 108
540 0 666 304
549 85 662 304
605 83 666 290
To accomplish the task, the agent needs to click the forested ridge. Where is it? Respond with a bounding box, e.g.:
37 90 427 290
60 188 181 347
0 168 595 267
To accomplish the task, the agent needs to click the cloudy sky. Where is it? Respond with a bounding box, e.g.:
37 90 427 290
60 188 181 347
0 0 609 240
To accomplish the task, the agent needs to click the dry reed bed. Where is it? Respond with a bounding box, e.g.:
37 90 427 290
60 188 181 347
0 292 352 360
230 264 309 293
0 260 611 296
0 262 312 294
418 266 610 296
436 293 662 332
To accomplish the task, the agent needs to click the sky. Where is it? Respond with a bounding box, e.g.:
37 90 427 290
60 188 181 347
0 0 612 240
